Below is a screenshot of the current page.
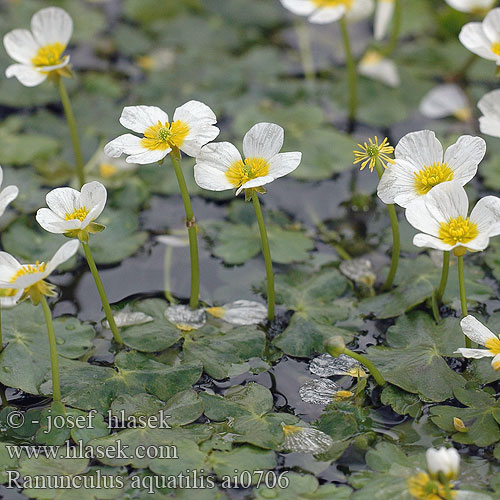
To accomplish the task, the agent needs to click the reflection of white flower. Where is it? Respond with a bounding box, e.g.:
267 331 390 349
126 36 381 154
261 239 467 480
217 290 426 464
405 181 500 254
426 447 460 480
206 300 268 325
377 131 485 208
281 424 334 454
164 304 206 331
156 234 189 248
36 181 107 239
358 50 400 87
3 7 73 87
0 166 19 218
194 122 302 196
104 102 219 165
459 8 500 65
279 0 374 24
374 0 395 40
456 315 500 370
446 0 495 14
420 84 471 122
478 89 500 138
0 240 80 304
104 311 154 329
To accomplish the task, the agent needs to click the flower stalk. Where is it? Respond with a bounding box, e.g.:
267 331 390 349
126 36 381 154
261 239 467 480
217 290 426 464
57 76 85 187
339 17 358 127
296 21 315 84
383 0 401 57
82 241 123 345
251 190 275 321
457 254 472 348
432 251 450 322
164 245 176 305
169 149 200 310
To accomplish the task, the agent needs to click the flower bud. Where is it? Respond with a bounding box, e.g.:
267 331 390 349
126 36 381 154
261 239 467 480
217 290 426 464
325 336 346 358
426 447 460 481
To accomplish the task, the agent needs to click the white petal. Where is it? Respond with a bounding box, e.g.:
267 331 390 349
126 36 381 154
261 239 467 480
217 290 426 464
395 130 443 168
180 123 220 158
405 197 440 236
80 181 107 228
237 175 275 195
31 7 73 48
104 134 145 158
455 348 494 359
36 208 79 234
243 123 284 161
45 240 80 277
492 352 500 370
5 64 47 87
0 252 21 269
419 84 469 119
482 7 500 43
377 159 420 207
444 135 485 186
374 0 395 40
173 100 217 125
463 233 490 251
424 181 469 225
0 185 18 218
358 52 400 88
3 29 39 64
478 89 500 137
35 55 70 73
268 152 302 179
460 315 497 346
446 0 495 13
309 6 345 23
413 233 454 251
46 187 80 218
280 0 316 16
347 0 374 21
119 106 169 134
125 148 168 165
459 23 498 61
479 116 500 138
469 195 500 237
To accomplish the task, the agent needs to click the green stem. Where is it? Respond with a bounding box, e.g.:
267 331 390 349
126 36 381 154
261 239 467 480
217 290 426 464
339 17 358 126
57 77 85 187
455 53 478 80
431 290 441 323
343 348 386 386
251 190 275 321
169 151 200 309
82 242 123 345
458 255 471 348
382 0 401 57
296 21 315 84
436 251 450 304
164 246 176 305
0 303 2 351
442 479 453 500
40 296 61 403
375 160 400 291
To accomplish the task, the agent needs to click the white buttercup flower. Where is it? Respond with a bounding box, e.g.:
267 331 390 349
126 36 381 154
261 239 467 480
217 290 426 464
405 181 500 255
0 166 19 218
36 181 107 240
456 315 500 370
279 0 374 24
374 0 395 40
446 0 495 14
426 447 460 481
459 8 500 65
104 102 219 165
3 7 73 87
206 300 268 325
419 84 471 122
377 130 485 208
194 122 302 196
0 240 80 304
358 50 400 87
478 88 500 138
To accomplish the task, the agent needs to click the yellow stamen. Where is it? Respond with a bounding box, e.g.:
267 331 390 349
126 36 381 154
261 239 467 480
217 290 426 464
10 261 46 283
353 136 395 172
282 425 301 436
414 162 454 195
65 207 89 222
31 42 65 68
312 0 353 8
334 390 353 401
492 42 500 56
361 50 383 66
99 163 118 178
225 157 270 188
493 360 500 371
206 306 225 319
485 336 500 356
407 472 454 500
453 107 471 122
438 216 478 246
141 120 190 151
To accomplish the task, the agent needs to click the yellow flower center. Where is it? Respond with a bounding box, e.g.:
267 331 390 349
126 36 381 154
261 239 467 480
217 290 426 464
492 42 500 56
31 42 65 67
454 107 471 122
206 306 225 319
312 0 353 9
141 120 190 151
282 425 301 436
65 207 89 222
10 261 47 283
0 288 19 298
438 216 478 246
361 50 383 65
485 336 500 356
99 163 119 178
408 472 454 500
334 390 354 401
225 157 270 188
413 163 454 195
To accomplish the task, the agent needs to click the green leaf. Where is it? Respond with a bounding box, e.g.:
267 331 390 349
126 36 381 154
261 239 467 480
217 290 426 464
381 385 422 418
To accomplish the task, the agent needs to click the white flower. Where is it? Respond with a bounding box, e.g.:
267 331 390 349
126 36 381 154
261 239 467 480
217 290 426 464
279 0 374 24
3 7 73 87
426 447 460 480
478 88 500 138
446 0 495 14
0 166 19 218
459 8 500 65
405 181 500 254
358 50 400 87
419 84 471 122
104 102 219 165
36 181 107 239
206 300 268 325
0 240 80 304
374 0 395 40
194 122 302 196
377 130 485 208
456 315 500 370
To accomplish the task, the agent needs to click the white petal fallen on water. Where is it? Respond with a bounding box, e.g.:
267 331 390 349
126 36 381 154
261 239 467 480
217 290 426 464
164 304 206 331
299 378 341 405
309 353 366 378
339 258 376 287
206 300 267 325
281 425 334 454
156 234 189 247
103 311 154 329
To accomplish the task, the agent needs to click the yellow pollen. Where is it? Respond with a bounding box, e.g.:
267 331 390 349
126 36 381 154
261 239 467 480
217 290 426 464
206 306 225 319
453 107 472 122
141 120 190 151
31 42 65 67
353 136 394 172
492 42 500 56
485 336 500 356
334 390 353 400
312 0 353 8
282 425 301 436
10 261 46 283
225 157 270 188
493 360 500 371
407 472 454 500
413 162 454 195
438 216 478 246
99 163 119 178
361 50 383 66
65 206 89 222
